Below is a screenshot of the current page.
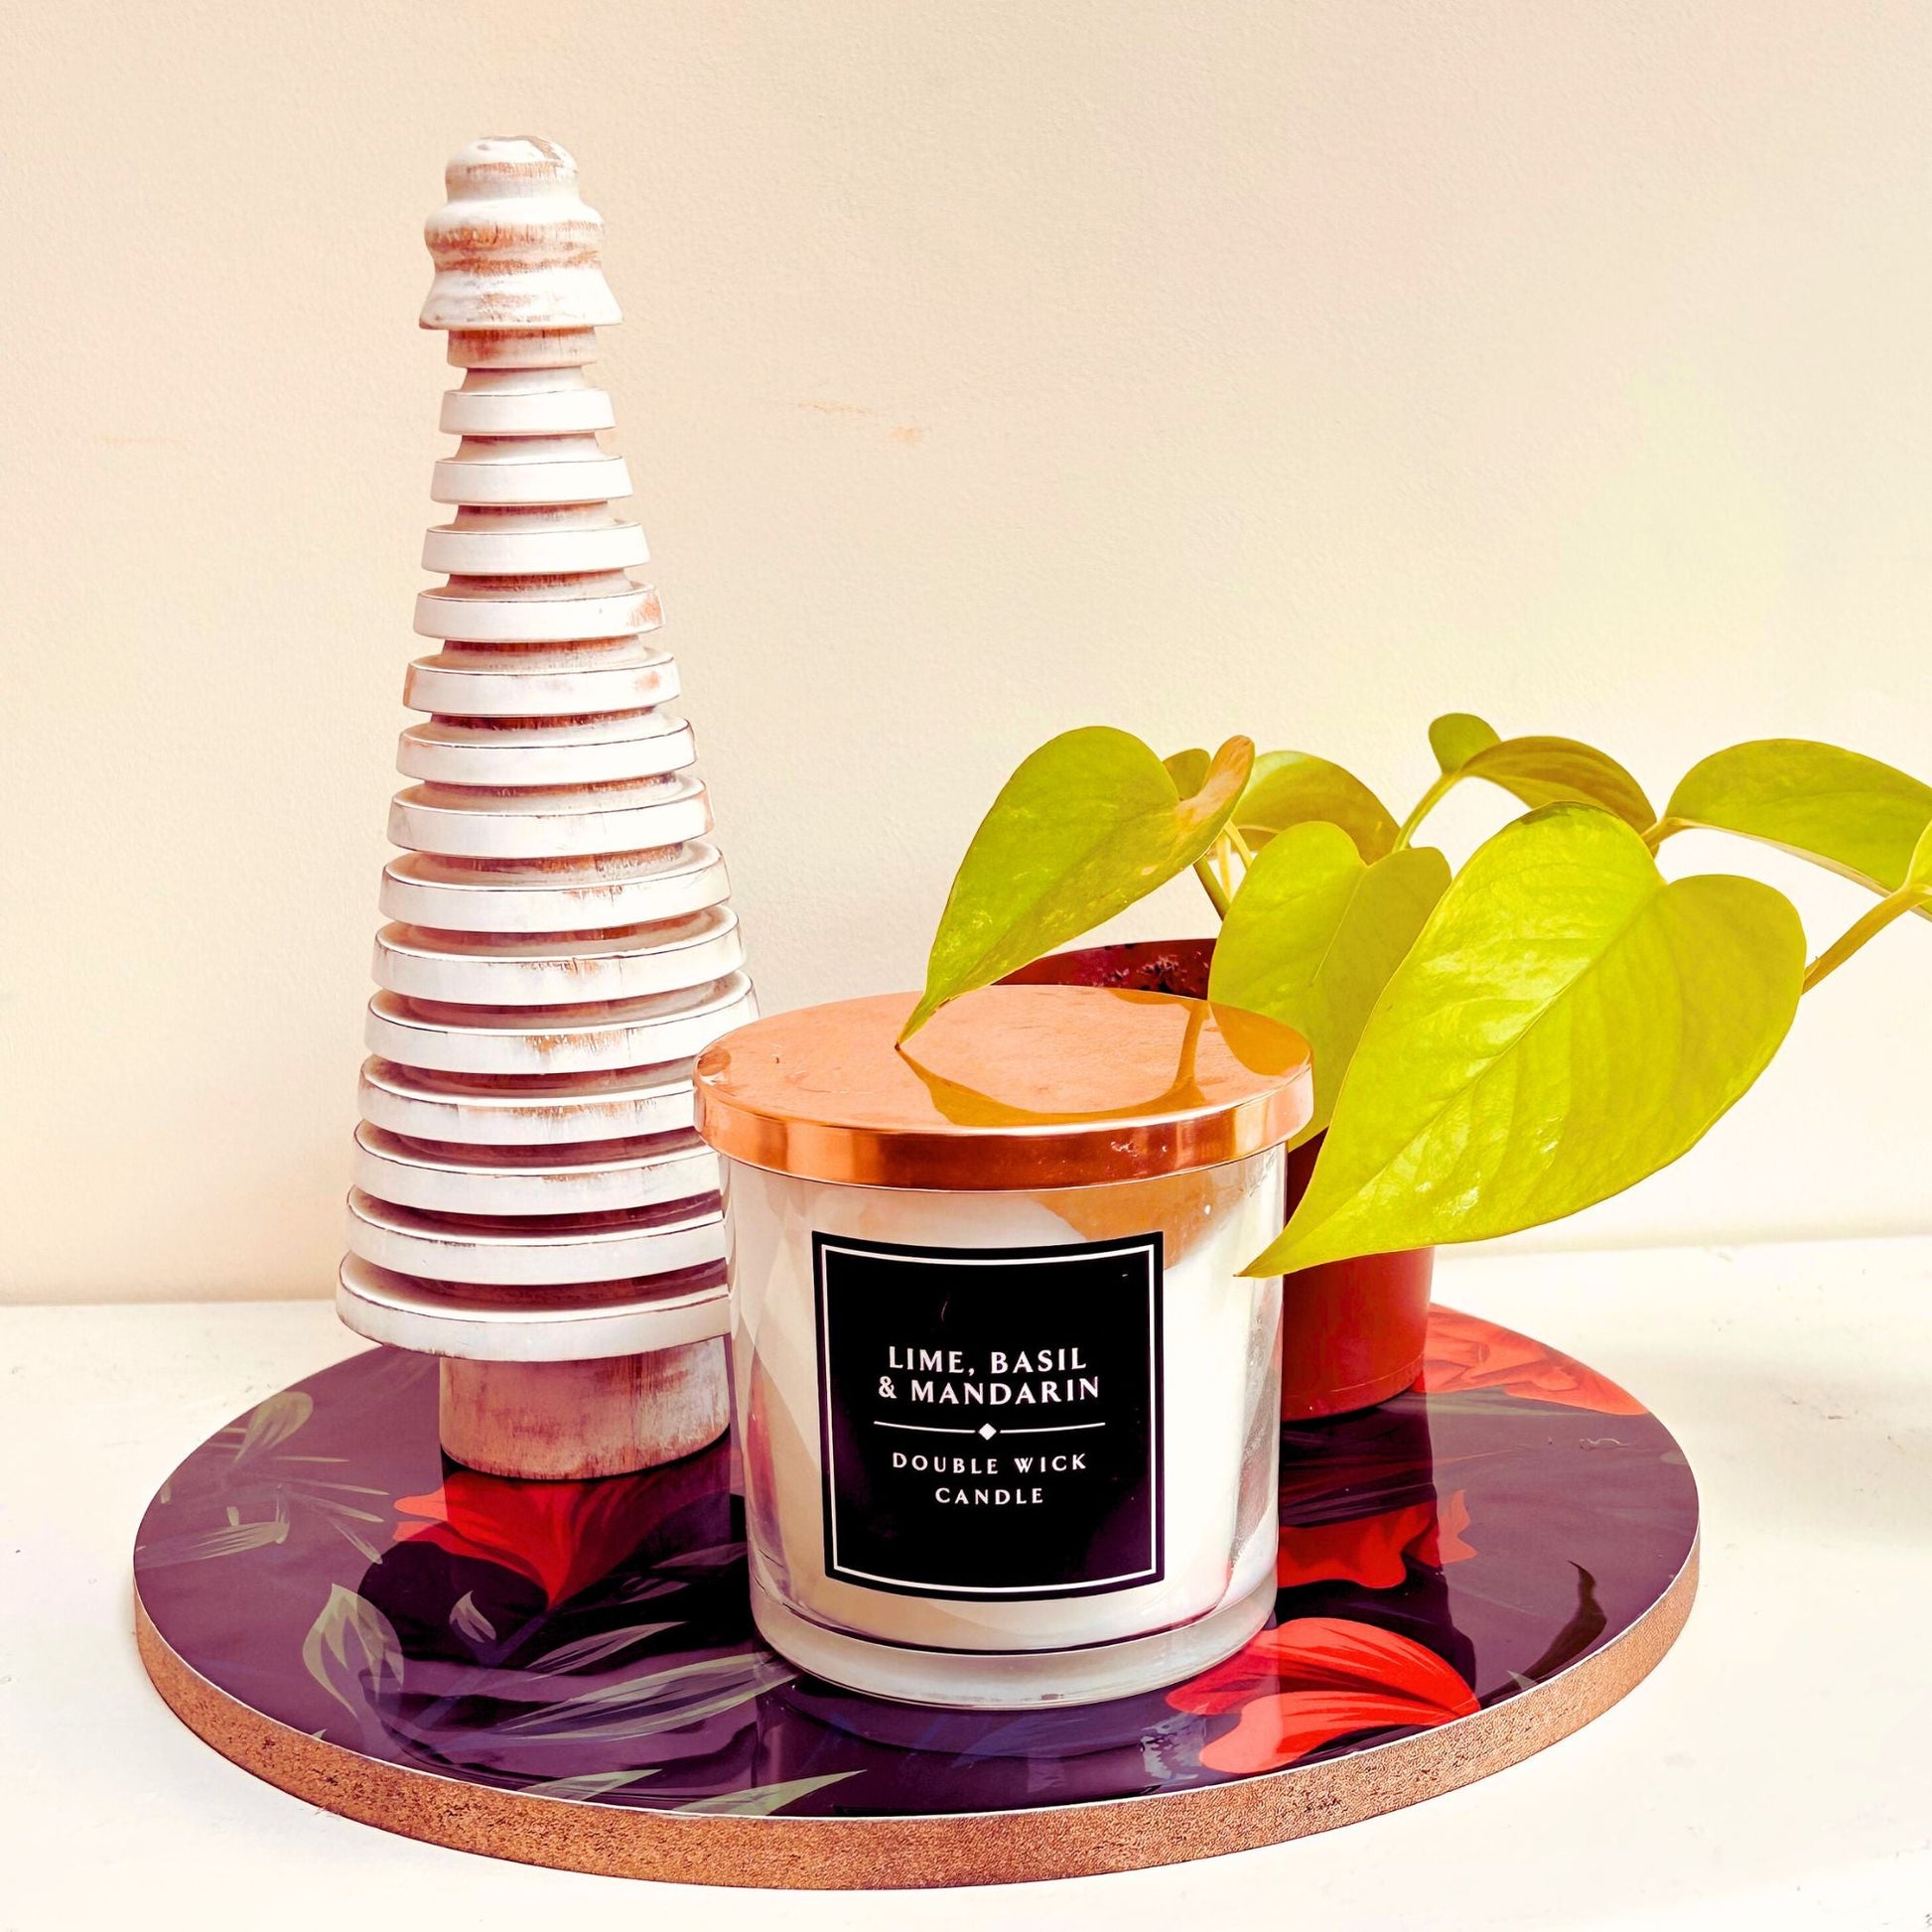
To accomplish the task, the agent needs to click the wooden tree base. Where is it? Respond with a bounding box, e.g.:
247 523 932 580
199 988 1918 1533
438 1342 728 1478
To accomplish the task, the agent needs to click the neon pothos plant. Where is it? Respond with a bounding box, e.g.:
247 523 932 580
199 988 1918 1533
903 718 1932 1276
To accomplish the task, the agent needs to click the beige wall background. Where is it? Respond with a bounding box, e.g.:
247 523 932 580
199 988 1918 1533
6 2 1932 1303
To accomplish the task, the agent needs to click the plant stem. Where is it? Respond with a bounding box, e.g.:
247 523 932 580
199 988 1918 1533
1641 815 1687 854
1393 772 1457 852
1192 855 1232 918
1191 824 1256 919
1802 885 1926 992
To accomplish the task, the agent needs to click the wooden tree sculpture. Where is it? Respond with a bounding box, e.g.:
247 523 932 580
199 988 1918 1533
337 136 753 1478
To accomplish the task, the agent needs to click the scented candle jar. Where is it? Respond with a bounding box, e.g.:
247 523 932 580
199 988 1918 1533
695 985 1311 1708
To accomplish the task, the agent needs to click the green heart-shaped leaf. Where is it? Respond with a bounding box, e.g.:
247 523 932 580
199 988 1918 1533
1458 736 1655 830
1164 748 1211 795
1209 822 1449 1140
1803 811 1932 992
1430 713 1501 775
1248 804 1805 1274
1233 751 1400 862
1908 818 1932 892
1662 740 1932 900
902 729 1254 1038
1416 715 1653 837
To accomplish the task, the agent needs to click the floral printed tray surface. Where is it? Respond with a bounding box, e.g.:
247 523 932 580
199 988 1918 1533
134 1307 1695 1821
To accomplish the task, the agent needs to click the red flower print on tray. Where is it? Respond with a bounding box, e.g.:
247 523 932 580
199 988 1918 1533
393 1455 713 1607
1169 1617 1480 1773
1423 1307 1645 1415
1277 1489 1475 1589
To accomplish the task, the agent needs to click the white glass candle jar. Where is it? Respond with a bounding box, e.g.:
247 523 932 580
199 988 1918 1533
695 985 1311 1709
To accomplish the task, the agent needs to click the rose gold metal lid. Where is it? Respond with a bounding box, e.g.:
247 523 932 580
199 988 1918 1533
693 986 1311 1189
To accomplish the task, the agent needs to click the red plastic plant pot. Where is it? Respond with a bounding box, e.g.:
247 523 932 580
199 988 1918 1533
1002 940 1433 1420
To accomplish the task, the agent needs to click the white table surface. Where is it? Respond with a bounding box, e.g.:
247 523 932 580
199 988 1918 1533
4 1237 1930 1931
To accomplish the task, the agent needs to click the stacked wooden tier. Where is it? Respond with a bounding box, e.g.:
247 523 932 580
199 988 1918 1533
337 136 751 1478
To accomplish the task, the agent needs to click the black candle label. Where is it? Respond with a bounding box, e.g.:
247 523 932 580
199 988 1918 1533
813 1229 1166 1600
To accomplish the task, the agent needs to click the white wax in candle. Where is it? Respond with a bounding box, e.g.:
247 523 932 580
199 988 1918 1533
730 1152 1283 1655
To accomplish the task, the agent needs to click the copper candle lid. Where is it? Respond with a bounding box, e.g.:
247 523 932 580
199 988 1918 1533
693 985 1311 1189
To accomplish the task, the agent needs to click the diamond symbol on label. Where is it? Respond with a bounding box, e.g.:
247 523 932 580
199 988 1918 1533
979 1424 997 1440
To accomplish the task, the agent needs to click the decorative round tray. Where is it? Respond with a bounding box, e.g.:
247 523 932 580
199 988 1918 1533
134 1307 1697 1888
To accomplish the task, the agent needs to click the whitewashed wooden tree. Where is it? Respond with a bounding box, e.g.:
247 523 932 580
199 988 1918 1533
338 136 752 1478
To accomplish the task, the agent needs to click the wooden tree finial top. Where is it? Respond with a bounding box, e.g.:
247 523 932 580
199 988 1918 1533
421 135 621 335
